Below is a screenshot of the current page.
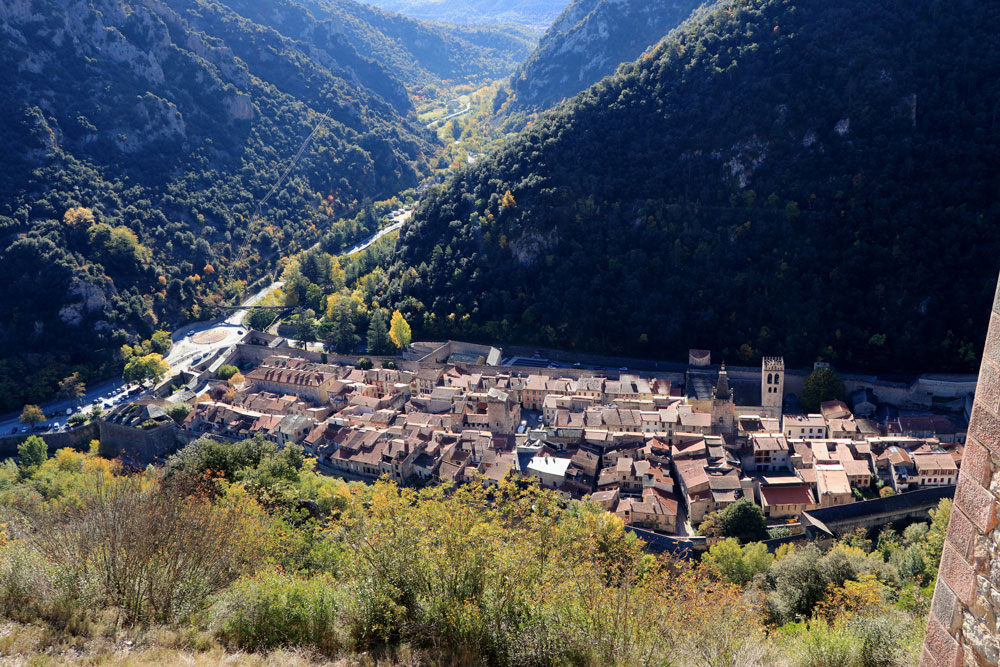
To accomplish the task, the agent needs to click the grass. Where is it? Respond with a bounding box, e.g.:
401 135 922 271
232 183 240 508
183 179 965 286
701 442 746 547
0 621 427 666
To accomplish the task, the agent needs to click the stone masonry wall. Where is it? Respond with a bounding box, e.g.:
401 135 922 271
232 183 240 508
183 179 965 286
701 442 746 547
923 277 1000 666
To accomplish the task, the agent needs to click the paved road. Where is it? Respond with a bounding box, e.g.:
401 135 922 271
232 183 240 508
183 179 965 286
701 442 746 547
0 377 132 435
0 213 413 435
426 104 471 129
166 211 410 373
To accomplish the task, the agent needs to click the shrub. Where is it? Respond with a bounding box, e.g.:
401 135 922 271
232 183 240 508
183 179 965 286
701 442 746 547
791 620 858 667
23 477 275 625
849 611 916 667
217 365 239 381
0 544 56 622
356 357 373 370
211 572 343 654
702 538 773 586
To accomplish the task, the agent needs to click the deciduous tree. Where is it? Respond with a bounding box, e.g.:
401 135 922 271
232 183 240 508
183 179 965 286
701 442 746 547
389 310 411 350
17 434 47 472
123 353 170 385
57 373 86 404
801 367 846 412
19 404 44 429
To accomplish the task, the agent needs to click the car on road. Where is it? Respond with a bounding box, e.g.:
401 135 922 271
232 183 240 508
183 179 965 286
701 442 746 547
65 408 72 415
9 427 16 434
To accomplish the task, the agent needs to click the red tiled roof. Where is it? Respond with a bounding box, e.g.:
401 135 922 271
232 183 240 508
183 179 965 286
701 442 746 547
760 484 814 507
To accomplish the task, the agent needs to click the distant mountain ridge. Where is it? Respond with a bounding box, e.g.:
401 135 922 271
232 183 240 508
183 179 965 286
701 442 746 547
357 0 568 29
224 0 536 85
388 0 1000 374
502 0 706 110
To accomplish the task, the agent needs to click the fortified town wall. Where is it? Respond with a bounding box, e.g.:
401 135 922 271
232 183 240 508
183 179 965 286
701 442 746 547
924 274 1000 666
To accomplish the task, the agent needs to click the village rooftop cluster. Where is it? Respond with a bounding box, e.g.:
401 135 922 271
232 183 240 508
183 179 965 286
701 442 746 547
117 338 964 538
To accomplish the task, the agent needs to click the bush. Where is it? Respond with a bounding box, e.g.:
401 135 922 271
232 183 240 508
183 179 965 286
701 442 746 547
356 357 373 370
0 544 57 622
217 365 239 381
702 538 773 586
23 477 275 624
792 620 858 667
848 611 917 667
212 572 343 654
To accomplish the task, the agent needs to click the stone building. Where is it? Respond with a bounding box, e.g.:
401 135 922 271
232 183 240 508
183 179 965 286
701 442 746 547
710 363 735 435
761 356 785 417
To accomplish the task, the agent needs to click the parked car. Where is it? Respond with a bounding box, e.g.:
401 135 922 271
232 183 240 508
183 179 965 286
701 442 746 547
9 427 16 434
65 408 72 415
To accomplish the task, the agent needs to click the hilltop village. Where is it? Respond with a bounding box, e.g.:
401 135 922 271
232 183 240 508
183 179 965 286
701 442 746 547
106 335 965 539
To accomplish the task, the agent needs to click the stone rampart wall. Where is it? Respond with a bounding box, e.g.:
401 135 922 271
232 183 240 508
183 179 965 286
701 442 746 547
923 278 1000 666
0 422 100 458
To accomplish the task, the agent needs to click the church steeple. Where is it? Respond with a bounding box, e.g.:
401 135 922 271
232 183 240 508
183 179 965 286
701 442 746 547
714 362 731 400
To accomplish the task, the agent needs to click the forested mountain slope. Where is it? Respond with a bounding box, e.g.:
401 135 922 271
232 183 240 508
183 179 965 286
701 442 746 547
358 0 567 29
0 0 523 410
501 0 706 111
389 0 1000 373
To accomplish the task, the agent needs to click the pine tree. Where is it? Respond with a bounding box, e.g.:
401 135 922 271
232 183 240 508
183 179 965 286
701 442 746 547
325 303 358 355
367 309 390 355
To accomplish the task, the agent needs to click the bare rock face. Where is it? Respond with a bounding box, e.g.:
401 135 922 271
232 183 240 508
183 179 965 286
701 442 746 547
58 279 110 327
507 0 705 111
225 94 254 121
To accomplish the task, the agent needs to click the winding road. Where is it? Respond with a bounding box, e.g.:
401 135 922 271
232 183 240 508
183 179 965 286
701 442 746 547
426 103 471 129
0 210 413 434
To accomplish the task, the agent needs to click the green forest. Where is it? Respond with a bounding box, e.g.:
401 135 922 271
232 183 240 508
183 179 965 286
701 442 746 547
383 0 1000 374
0 0 530 413
0 437 942 665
